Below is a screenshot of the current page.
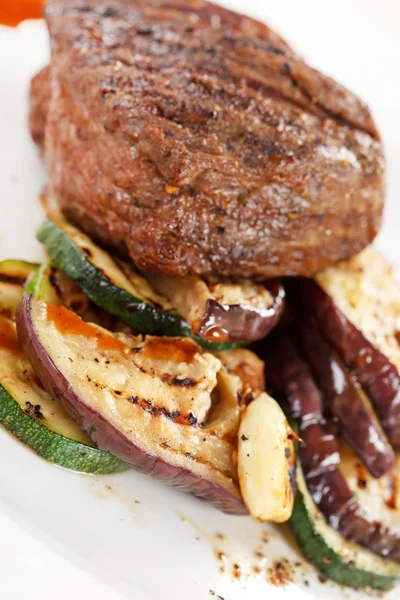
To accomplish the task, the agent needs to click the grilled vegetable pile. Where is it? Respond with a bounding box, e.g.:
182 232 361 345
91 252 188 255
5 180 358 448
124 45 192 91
37 216 285 349
1 213 400 591
261 248 400 590
0 217 294 522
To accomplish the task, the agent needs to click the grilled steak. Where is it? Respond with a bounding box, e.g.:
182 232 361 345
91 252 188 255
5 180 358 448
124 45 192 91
30 0 385 278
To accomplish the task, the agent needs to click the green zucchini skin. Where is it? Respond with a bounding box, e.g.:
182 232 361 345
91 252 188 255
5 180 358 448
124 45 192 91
0 385 127 474
289 470 399 591
0 291 127 475
25 262 57 301
37 219 243 350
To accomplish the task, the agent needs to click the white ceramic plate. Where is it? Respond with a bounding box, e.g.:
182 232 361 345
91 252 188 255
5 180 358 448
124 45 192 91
1 1 400 598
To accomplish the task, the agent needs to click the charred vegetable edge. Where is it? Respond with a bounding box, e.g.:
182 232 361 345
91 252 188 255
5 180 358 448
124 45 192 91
37 219 244 350
17 294 247 514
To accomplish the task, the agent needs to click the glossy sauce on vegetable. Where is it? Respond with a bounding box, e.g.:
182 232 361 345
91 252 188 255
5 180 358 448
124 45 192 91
0 0 43 27
143 337 198 363
201 325 230 343
0 316 22 355
46 303 129 354
193 317 230 343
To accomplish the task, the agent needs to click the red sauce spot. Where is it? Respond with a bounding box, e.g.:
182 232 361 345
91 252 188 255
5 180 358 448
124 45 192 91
0 316 22 355
0 0 44 27
385 474 398 510
46 303 129 354
143 337 199 363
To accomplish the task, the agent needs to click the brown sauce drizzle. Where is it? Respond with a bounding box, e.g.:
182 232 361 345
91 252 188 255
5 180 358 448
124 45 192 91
204 326 230 342
193 316 230 343
0 316 22 355
46 304 129 354
143 337 198 363
0 0 44 27
385 474 398 510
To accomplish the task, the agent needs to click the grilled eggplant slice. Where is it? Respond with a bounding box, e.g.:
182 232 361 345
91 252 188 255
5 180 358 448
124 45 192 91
296 248 400 448
264 332 400 563
17 296 246 513
295 318 394 477
18 296 296 516
339 441 400 532
0 260 38 319
0 314 126 473
148 274 284 343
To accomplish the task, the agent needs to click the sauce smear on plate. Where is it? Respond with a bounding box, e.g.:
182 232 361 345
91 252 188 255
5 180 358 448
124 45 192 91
0 0 43 27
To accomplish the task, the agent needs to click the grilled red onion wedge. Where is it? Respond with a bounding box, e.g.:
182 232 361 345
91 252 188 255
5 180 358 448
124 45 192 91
264 332 400 562
296 248 400 448
147 274 285 343
17 296 246 514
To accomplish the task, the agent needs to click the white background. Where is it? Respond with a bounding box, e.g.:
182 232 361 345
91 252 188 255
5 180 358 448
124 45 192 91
1 1 400 598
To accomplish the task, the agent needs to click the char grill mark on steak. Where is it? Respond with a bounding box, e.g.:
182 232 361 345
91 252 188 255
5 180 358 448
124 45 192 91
30 0 384 278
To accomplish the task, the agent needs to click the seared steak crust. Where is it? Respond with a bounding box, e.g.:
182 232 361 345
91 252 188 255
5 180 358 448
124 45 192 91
29 65 51 150
31 0 385 277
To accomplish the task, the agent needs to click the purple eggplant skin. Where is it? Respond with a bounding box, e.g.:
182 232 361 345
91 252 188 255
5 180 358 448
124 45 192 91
263 332 400 562
17 295 246 515
197 280 285 343
301 426 400 561
295 318 394 478
295 279 400 449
